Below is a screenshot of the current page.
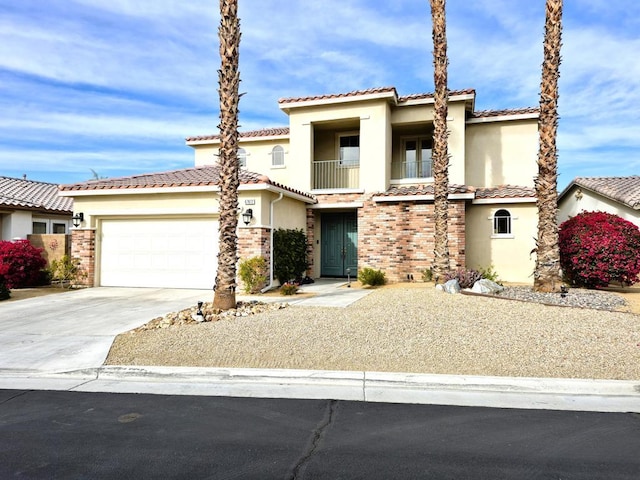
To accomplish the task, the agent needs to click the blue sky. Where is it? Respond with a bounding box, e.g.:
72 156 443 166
1 0 639 191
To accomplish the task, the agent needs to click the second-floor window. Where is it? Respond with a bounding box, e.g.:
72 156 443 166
237 148 247 168
339 134 359 166
401 138 432 179
271 145 285 167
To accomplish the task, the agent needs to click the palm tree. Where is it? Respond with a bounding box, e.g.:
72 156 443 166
213 0 241 310
534 0 563 293
430 0 450 281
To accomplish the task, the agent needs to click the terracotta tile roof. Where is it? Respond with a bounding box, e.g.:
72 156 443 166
278 87 477 105
59 164 316 201
378 184 473 197
185 127 290 143
0 176 73 213
570 176 640 210
470 107 539 118
278 86 398 105
474 185 537 199
398 88 476 102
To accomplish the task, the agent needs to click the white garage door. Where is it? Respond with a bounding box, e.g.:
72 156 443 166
100 218 218 289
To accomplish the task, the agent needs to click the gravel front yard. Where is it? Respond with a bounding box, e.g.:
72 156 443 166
105 284 640 380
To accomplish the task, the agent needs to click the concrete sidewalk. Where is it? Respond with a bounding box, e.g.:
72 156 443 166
1 366 638 413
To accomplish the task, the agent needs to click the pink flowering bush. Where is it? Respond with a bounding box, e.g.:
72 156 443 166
559 211 640 289
0 240 48 288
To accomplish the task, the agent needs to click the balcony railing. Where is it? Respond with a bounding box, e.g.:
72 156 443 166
313 159 360 190
391 160 433 180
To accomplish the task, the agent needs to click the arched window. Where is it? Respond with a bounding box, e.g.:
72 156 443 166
237 148 247 168
271 145 285 167
493 209 512 235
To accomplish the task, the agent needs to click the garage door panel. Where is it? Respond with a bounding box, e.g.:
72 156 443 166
101 218 218 289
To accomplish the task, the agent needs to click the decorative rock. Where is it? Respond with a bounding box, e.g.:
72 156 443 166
443 279 461 294
471 279 505 294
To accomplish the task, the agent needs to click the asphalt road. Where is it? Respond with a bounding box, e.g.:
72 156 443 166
1 389 639 479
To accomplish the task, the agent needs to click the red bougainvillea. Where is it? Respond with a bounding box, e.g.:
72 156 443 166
0 240 47 288
559 211 640 289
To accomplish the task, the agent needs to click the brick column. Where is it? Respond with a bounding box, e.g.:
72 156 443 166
70 228 96 287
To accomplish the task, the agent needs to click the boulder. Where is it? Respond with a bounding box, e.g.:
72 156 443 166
443 279 461 294
471 278 504 294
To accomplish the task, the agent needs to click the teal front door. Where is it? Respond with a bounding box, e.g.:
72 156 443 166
321 212 358 277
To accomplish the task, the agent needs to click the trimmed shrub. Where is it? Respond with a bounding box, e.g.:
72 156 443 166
49 255 85 288
559 211 640 288
238 256 268 294
422 268 433 282
358 267 387 286
280 281 299 296
478 265 501 284
274 228 308 284
444 268 482 289
0 240 48 288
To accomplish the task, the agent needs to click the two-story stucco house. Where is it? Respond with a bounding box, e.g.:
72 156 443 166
60 87 539 289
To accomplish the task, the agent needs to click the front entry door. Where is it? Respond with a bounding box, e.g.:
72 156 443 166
321 212 357 277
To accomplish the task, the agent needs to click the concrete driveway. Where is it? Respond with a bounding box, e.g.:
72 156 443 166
0 288 209 374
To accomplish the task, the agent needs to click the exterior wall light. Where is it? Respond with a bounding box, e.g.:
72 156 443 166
242 208 253 226
72 212 84 228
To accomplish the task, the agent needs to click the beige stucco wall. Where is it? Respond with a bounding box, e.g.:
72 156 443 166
558 187 640 228
465 119 538 188
287 100 391 193
70 189 310 230
193 138 293 186
466 202 537 283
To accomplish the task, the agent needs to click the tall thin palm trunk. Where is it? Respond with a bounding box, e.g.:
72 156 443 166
534 0 563 293
430 0 450 281
213 0 241 309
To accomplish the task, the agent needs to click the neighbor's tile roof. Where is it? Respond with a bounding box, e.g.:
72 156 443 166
398 88 476 102
59 164 316 201
186 127 290 143
570 176 640 210
0 176 73 213
474 185 537 199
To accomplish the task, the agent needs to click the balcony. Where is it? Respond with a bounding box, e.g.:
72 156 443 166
313 160 360 190
391 160 433 180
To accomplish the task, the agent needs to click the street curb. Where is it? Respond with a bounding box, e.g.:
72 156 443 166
10 366 635 413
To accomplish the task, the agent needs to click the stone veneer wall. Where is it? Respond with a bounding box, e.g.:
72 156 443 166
70 228 96 287
236 227 271 291
309 192 466 283
358 199 466 282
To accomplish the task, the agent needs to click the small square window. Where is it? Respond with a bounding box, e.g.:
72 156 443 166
32 221 47 234
53 223 66 234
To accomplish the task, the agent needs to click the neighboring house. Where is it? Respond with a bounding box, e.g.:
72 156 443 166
0 176 73 241
558 176 640 228
60 86 540 289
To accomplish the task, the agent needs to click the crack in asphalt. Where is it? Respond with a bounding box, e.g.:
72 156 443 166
286 399 337 480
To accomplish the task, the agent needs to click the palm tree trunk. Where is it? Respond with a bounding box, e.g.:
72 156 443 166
213 0 241 309
430 0 450 282
534 0 563 293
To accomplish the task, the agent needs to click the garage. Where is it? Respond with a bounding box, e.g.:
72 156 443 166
100 217 218 289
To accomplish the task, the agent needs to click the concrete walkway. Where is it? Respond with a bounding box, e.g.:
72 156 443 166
0 284 638 413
